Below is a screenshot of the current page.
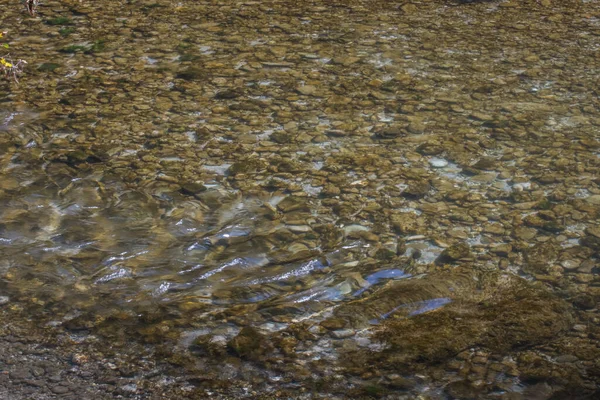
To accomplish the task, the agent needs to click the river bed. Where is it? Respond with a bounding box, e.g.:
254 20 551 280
1 0 599 398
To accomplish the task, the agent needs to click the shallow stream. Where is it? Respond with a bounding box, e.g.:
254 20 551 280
1 0 600 398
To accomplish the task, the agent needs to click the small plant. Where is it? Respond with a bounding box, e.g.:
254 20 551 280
60 40 106 55
1 32 27 83
60 44 88 53
46 17 72 26
59 27 76 36
89 39 105 53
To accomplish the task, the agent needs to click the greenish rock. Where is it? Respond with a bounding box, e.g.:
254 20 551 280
407 121 425 134
375 247 396 261
390 214 419 234
176 67 206 80
374 125 404 139
277 196 310 213
180 182 207 196
228 158 265 175
191 335 227 357
372 272 571 366
580 235 600 253
585 226 600 239
513 226 538 240
402 180 431 199
38 63 61 72
396 240 407 255
471 157 496 170
490 243 512 257
214 89 243 99
270 130 294 144
416 142 444 156
445 381 481 400
437 242 471 263
523 241 559 275
320 318 347 330
227 327 267 360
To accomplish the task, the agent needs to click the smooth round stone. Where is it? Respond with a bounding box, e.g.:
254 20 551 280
429 157 449 168
330 329 355 339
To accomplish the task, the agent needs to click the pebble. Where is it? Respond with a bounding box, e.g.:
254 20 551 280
330 329 355 339
490 244 512 257
429 158 449 168
561 260 581 270
555 355 578 363
584 195 600 205
9 369 31 381
50 385 71 394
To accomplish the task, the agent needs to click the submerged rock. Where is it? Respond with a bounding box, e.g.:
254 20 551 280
523 241 559 275
228 158 266 175
340 269 573 373
180 182 207 196
402 180 431 199
436 242 471 263
373 124 405 139
227 327 267 360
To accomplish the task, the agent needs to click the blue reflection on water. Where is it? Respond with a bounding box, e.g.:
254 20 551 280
353 268 410 297
370 297 452 324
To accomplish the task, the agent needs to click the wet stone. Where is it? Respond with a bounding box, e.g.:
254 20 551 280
524 241 559 274
407 121 425 134
270 130 295 144
386 374 414 390
514 226 538 240
367 270 573 369
24 380 46 388
374 124 404 139
584 226 600 239
471 157 496 170
585 195 600 205
437 243 471 263
417 143 444 156
580 235 600 253
402 181 431 199
10 369 31 381
227 327 267 360
180 182 207 196
391 213 420 234
50 385 71 394
445 381 481 400
490 244 512 257
556 355 579 363
320 318 347 330
296 85 318 96
277 196 310 213
330 329 355 339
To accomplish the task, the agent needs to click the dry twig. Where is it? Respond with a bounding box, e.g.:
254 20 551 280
23 0 40 16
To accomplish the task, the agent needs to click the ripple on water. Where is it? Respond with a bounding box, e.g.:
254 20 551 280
0 110 39 131
353 269 410 296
